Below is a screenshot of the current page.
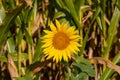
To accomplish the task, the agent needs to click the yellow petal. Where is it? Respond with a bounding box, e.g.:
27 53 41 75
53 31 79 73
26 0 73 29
67 26 75 32
70 42 81 47
47 51 55 60
65 49 71 59
42 34 54 39
43 46 54 54
42 39 52 43
61 22 68 31
58 50 62 61
74 46 80 52
72 38 81 42
62 51 68 62
70 43 80 52
74 30 79 34
67 45 76 53
53 52 59 63
50 22 57 32
66 26 77 36
70 35 80 39
41 41 52 48
55 20 61 30
44 30 53 34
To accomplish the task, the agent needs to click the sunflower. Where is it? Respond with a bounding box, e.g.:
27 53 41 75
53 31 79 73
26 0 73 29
42 20 81 63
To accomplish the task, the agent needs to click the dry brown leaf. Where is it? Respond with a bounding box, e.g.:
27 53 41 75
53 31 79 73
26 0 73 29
32 14 41 35
89 57 120 74
32 59 51 75
82 11 93 24
7 54 19 80
24 0 32 7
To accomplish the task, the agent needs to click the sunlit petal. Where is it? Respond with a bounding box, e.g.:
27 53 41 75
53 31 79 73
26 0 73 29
50 22 57 32
55 20 61 30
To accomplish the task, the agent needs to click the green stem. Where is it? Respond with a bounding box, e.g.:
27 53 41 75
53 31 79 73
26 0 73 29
18 44 21 76
28 23 32 64
28 44 32 64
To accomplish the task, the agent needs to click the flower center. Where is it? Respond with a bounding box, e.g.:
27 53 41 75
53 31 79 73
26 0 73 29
53 32 70 50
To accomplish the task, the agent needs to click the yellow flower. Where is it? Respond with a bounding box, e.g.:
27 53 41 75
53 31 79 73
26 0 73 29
42 20 81 63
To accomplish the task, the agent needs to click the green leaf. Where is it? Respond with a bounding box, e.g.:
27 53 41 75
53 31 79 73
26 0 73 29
74 0 85 16
7 32 16 53
0 56 7 62
56 0 68 10
75 72 87 80
54 11 66 19
91 6 101 24
0 4 25 50
24 28 33 45
70 73 76 80
21 7 30 23
64 67 71 80
17 27 23 44
33 0 37 20
63 0 82 29
0 1 5 24
96 16 102 30
0 51 28 62
117 0 120 10
8 53 28 61
79 6 101 55
24 75 32 80
100 11 106 37
33 39 43 62
15 75 32 80
102 7 120 58
73 57 95 77
100 51 120 80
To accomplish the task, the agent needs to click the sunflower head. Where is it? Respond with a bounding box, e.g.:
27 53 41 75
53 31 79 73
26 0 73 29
42 20 81 63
